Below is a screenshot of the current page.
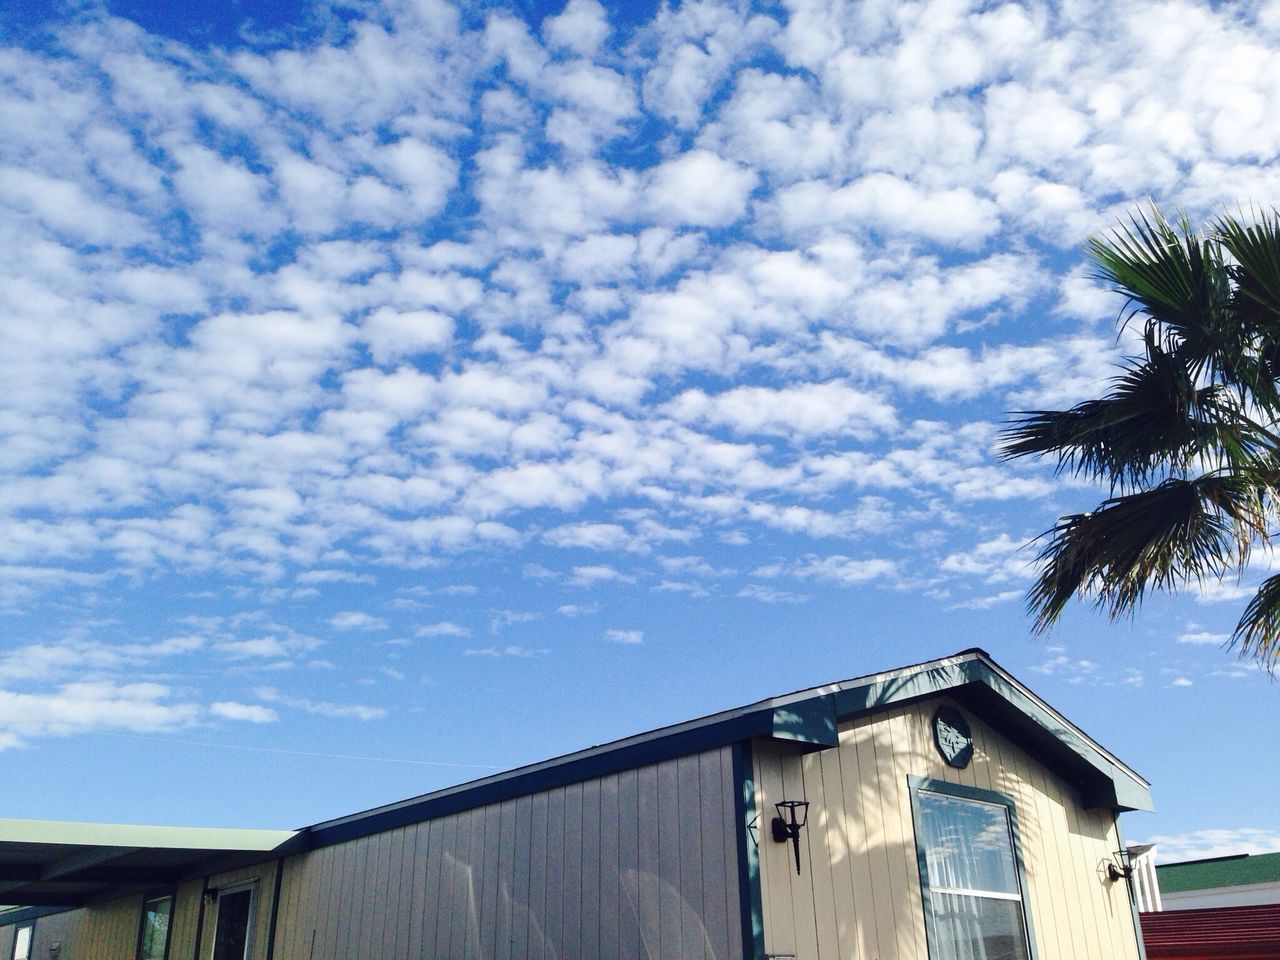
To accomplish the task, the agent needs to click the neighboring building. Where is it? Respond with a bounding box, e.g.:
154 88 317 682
0 649 1152 960
1138 852 1280 960
1140 904 1280 959
1157 852 1280 911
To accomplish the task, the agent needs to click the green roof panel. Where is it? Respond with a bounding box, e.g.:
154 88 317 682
1157 852 1280 892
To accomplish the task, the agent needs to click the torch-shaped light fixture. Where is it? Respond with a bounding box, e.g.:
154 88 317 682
771 800 810 875
1106 847 1134 883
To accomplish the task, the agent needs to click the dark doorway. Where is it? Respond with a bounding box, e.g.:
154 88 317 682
212 886 255 960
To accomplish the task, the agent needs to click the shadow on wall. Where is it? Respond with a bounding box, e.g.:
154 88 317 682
439 853 721 960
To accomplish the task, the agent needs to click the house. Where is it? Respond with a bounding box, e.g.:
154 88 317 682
0 649 1152 960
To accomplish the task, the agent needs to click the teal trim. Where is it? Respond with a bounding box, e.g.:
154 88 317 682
836 659 988 718
770 695 839 750
908 776 1040 960
1113 820 1149 960
732 743 765 960
834 658 1152 813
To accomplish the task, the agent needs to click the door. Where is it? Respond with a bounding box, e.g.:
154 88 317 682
211 883 256 960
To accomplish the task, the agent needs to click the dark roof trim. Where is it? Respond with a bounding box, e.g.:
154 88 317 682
306 649 1150 850
308 699 837 847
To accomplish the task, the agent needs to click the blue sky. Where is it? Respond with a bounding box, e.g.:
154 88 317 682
1 0 1278 864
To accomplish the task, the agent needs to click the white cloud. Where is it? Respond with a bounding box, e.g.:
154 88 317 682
556 603 601 617
254 687 387 720
328 611 389 631
543 0 611 57
543 522 633 551
0 682 199 747
604 628 643 645
646 150 758 228
667 382 896 440
464 644 547 657
416 621 471 638
1140 828 1280 863
755 554 898 586
1177 629 1229 646
737 584 808 604
941 534 1035 584
569 565 635 586
210 701 279 723
3 0 1280 799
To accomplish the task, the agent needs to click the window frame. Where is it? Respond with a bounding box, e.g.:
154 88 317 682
10 921 33 960
135 891 176 960
908 775 1040 960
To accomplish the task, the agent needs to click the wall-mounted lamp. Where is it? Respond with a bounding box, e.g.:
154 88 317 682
204 888 219 904
1106 848 1133 883
771 800 810 875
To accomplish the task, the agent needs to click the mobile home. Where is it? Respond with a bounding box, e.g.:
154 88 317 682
0 649 1152 960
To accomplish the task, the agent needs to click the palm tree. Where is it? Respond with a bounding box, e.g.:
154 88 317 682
999 204 1280 670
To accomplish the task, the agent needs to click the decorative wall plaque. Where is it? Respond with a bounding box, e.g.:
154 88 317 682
932 706 973 769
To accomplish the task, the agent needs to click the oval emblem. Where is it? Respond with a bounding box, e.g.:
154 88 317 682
933 706 973 769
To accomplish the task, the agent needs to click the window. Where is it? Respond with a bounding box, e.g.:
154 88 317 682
137 895 173 960
11 922 32 960
910 778 1036 960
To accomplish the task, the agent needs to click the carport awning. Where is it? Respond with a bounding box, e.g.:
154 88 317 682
0 818 300 907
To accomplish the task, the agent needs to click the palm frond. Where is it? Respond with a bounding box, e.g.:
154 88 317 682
1087 206 1232 353
1217 209 1280 413
1000 333 1275 487
1217 208 1280 323
1027 476 1258 632
1232 573 1280 674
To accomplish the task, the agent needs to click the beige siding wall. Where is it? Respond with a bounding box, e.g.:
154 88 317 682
28 908 84 958
270 745 742 960
0 863 280 960
57 896 138 958
196 861 281 960
755 696 1143 960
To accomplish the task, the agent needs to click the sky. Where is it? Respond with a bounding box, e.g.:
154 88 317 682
1 0 1279 866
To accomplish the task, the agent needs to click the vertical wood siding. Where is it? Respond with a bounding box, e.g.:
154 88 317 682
266 745 742 960
755 696 1143 960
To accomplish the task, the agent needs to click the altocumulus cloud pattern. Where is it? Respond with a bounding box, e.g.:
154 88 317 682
2 0 1280 764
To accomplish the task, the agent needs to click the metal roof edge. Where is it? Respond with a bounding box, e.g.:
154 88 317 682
0 819 298 852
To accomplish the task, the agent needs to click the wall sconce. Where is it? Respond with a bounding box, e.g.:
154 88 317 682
1106 848 1133 882
771 800 810 875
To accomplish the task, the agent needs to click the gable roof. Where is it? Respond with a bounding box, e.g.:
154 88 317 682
1158 852 1280 893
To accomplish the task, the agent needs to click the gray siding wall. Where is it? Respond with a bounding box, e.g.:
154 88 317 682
275 745 743 960
5 743 744 960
